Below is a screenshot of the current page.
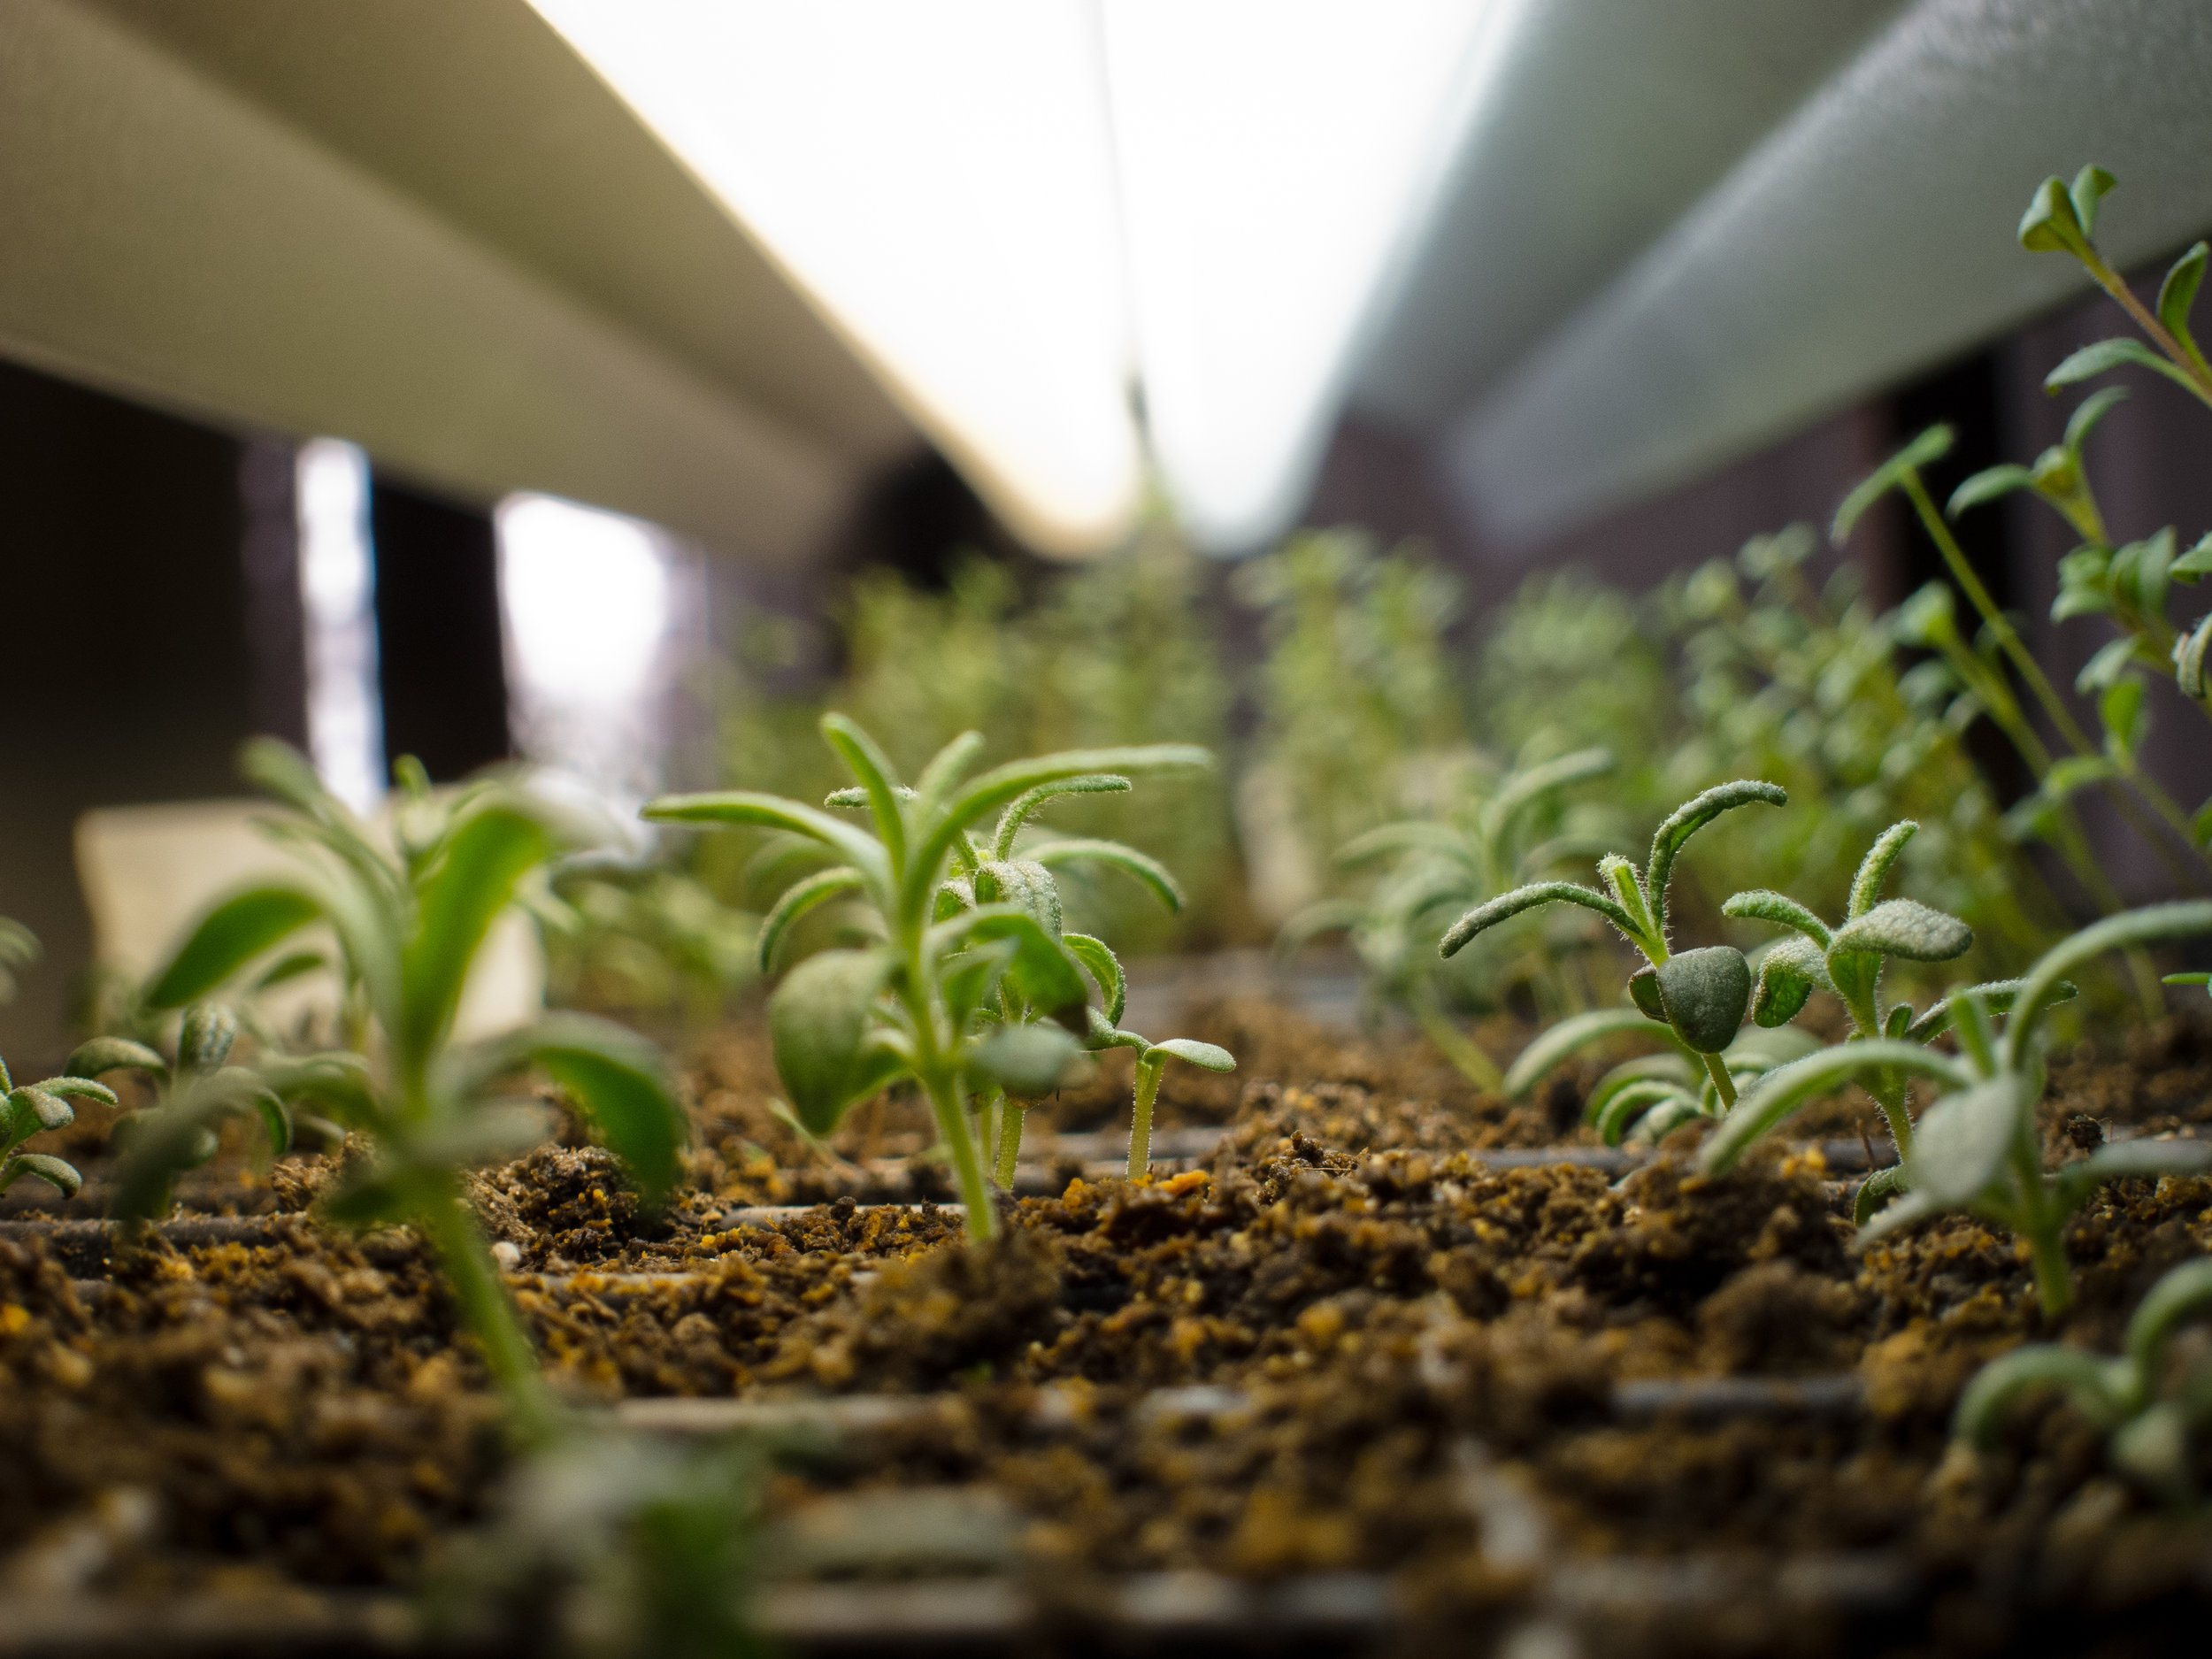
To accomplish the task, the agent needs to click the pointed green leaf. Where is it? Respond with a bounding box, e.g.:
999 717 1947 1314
1503 1006 1679 1099
27 1078 117 1107
2076 637 2139 695
2157 241 2205 347
2007 902 2212 1067
757 866 865 972
1061 933 1125 1027
1901 979 2070 1043
2047 337 2204 398
819 713 908 867
10 1087 74 1134
1701 1041 1972 1173
1847 821 1920 919
642 791 889 887
1647 781 1787 933
1750 935 1828 1028
2062 384 2131 457
62 1037 167 1081
1947 465 2034 518
1833 427 1953 544
1440 882 1639 958
147 884 325 1009
1026 839 1184 911
7 1153 81 1199
2170 534 2212 584
401 805 551 1065
955 910 1087 1027
1853 1163 1909 1227
1595 1078 1691 1147
2018 173 2088 255
2101 676 2149 759
519 1014 688 1201
1721 889 1832 948
2069 165 2116 236
990 775 1132 858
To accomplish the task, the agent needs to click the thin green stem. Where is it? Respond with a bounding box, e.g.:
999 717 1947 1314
995 1097 1025 1190
2028 1222 2075 1319
1868 1078 1915 1156
1701 1051 1739 1110
1909 476 2212 885
1126 1054 1164 1181
923 1069 995 1240
418 1176 561 1449
2080 250 2212 410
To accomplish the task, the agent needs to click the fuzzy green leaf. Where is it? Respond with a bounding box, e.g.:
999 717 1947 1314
1627 964 1668 1023
1440 881 1640 958
1828 900 1972 964
1061 933 1125 1027
147 884 325 1010
1906 1077 2023 1204
1750 935 1828 1028
768 949 902 1137
1722 889 1831 948
1146 1038 1235 1073
642 792 889 887
1901 979 2071 1043
63 1037 168 1081
757 866 865 972
972 860 1063 937
1504 1006 1679 1099
937 908 1088 1028
1852 1163 1909 1226
2005 902 2212 1068
1653 947 1751 1053
27 1078 117 1108
990 775 1131 857
1833 427 1953 544
1847 821 1919 919
970 1022 1085 1097
1647 781 1787 933
180 1003 238 1073
1027 839 1184 911
1701 1041 1973 1174
2063 385 2131 457
7 1154 81 1199
10 1087 74 1134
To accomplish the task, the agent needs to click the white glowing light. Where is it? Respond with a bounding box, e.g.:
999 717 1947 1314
295 438 384 812
1102 2 1500 550
496 494 671 708
526 0 1141 556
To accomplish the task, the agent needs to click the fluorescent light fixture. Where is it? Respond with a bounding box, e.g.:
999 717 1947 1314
526 0 1141 556
1102 1 1501 550
295 438 384 812
496 492 680 804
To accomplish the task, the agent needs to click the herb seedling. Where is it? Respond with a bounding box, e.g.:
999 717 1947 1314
1720 819 1998 1181
1956 1256 2212 1505
0 1052 114 1203
1440 780 1786 1118
1286 748 1617 1090
129 739 686 1446
648 714 1220 1239
1706 904 2212 1315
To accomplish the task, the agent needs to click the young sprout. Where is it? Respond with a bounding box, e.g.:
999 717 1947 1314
646 714 1220 1240
1285 747 1617 1090
126 739 686 1447
1956 1257 2212 1505
2016 165 2212 415
1706 903 2212 1315
0 1051 116 1203
1440 780 1786 1113
1721 820 1994 1161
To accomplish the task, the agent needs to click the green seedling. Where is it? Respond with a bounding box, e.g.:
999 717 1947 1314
2017 165 2212 415
1440 780 1786 1117
130 739 685 1447
71 1003 302 1217
1286 747 1617 1090
1707 904 2212 1315
1720 819 2010 1187
646 714 1221 1239
1956 1256 2212 1505
0 1051 115 1203
1839 429 2210 927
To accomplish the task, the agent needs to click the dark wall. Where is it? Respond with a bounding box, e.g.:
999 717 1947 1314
369 480 511 782
0 359 255 1061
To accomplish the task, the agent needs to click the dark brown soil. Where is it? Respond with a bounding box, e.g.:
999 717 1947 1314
1 1001 2208 1654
